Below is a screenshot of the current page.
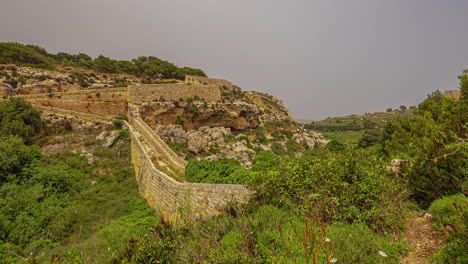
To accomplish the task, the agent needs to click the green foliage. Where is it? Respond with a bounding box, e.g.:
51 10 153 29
112 119 124 129
0 132 158 263
0 136 41 184
428 194 468 264
0 42 206 80
174 116 188 126
113 205 407 263
326 138 345 152
358 129 382 148
250 149 408 235
305 111 412 133
185 158 253 184
0 97 44 144
381 87 467 207
0 42 54 68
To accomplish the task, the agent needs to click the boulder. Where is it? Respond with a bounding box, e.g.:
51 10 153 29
96 130 119 148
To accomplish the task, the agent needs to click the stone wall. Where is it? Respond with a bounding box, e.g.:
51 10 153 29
129 121 253 223
185 75 237 90
20 88 128 116
133 117 187 172
35 104 115 132
128 84 221 103
444 90 462 100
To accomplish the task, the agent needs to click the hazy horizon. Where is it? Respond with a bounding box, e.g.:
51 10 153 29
1 0 467 120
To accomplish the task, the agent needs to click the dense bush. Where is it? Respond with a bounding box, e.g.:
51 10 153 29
250 149 408 235
428 194 468 264
185 158 253 184
0 97 44 144
381 84 467 207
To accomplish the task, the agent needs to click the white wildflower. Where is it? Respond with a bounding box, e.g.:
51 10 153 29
378 250 388 257
329 258 337 263
325 237 331 242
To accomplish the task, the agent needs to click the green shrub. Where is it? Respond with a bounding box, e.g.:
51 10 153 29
427 194 468 264
112 119 124 129
185 159 253 184
250 149 408 234
174 116 187 126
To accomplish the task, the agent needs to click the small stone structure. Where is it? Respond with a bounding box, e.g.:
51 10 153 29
444 90 462 100
128 83 221 103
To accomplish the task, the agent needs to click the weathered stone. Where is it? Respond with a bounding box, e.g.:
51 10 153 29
96 130 119 148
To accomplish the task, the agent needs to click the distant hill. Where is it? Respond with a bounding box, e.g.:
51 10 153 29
304 109 414 132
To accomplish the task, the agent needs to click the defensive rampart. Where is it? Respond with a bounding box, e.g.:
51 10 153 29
185 75 237 90
128 84 221 103
20 88 128 116
129 121 252 223
133 117 187 172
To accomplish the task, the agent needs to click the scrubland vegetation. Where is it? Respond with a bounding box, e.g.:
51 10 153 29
0 69 466 263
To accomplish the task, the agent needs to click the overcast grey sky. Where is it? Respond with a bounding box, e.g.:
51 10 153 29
1 0 467 120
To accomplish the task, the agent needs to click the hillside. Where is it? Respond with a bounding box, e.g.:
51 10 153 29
0 43 466 264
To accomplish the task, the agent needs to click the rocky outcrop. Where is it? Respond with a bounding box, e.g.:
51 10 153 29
293 128 329 149
155 124 187 143
187 126 232 153
138 100 260 131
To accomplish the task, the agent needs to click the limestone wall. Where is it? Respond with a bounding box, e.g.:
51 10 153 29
129 122 252 223
185 75 237 90
20 88 128 116
128 84 221 103
133 117 187 171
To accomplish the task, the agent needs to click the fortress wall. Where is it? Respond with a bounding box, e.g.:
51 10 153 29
185 75 236 90
34 104 115 132
133 117 187 171
128 84 221 103
33 104 114 124
19 88 128 116
128 120 253 223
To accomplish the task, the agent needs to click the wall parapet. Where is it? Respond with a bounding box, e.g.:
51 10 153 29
132 117 187 171
33 104 115 124
128 84 221 103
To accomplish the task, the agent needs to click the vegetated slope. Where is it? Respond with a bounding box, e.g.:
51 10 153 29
305 109 415 148
0 98 158 263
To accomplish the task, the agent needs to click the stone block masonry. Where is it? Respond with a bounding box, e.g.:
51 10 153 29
20 88 128 116
128 84 221 103
129 121 253 223
185 75 237 90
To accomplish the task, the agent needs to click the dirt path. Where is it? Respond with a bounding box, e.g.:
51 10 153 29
401 212 443 264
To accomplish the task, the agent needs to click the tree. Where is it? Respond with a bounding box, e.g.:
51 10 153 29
386 108 393 112
0 97 44 144
399 105 407 111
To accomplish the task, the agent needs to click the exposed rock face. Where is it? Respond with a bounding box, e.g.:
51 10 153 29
219 142 256 168
155 124 187 143
0 65 143 96
139 101 260 131
293 128 330 149
96 130 119 148
247 91 294 123
187 126 231 153
0 83 13 97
